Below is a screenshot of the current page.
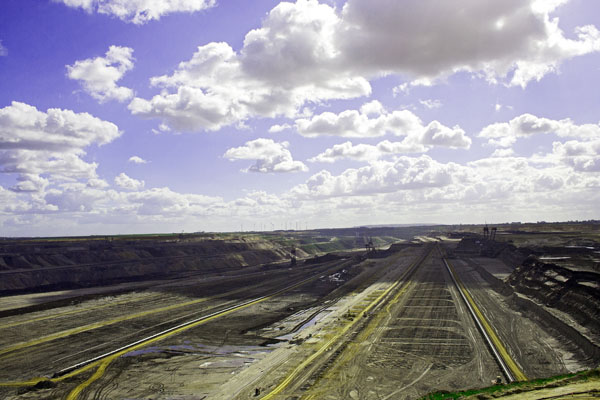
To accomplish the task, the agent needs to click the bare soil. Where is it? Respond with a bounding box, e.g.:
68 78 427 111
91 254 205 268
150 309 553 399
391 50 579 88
1 227 598 400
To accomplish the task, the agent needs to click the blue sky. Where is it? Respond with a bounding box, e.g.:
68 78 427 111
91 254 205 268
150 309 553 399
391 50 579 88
0 0 599 236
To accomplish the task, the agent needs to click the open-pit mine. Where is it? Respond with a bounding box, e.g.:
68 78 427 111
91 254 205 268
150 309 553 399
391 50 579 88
0 223 599 399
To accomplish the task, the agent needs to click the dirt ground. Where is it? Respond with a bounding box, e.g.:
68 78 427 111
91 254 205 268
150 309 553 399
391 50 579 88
0 241 596 400
294 247 501 400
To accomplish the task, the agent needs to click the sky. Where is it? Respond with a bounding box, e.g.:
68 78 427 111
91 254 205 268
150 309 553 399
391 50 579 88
0 0 599 236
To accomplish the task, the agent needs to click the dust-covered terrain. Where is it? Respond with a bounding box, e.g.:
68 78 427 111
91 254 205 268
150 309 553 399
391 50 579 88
0 223 599 399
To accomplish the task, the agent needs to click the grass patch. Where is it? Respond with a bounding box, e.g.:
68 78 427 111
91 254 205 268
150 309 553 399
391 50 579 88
420 369 599 400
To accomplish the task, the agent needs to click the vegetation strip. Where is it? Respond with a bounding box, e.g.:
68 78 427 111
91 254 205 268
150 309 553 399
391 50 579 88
420 369 599 400
443 257 527 382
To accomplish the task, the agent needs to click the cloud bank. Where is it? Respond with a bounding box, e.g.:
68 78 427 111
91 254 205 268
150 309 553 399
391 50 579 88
56 0 216 24
129 0 600 133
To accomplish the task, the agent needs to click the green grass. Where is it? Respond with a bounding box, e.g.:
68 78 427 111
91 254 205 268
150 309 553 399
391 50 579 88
420 369 599 400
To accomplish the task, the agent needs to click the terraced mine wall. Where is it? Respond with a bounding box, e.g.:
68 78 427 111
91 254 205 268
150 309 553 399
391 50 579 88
508 258 600 334
454 236 600 365
509 293 600 363
462 258 513 296
366 242 422 259
0 236 293 294
454 236 531 267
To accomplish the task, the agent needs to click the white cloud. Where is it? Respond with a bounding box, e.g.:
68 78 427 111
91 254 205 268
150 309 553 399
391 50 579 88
0 101 120 185
3 149 600 235
0 40 7 56
360 100 385 117
508 24 600 88
534 173 563 191
296 102 421 138
292 155 460 199
419 99 442 109
128 0 599 132
55 0 216 24
420 121 471 148
297 102 471 152
127 0 371 132
268 123 292 133
338 0 600 88
125 187 219 215
45 184 108 212
128 155 148 164
309 140 431 163
115 172 145 190
129 37 370 132
0 101 120 150
0 185 35 214
87 178 109 188
287 149 600 225
491 148 516 158
39 182 223 221
0 150 99 181
375 140 430 155
67 45 134 103
240 0 340 85
224 138 308 173
551 139 600 172
480 113 600 147
494 103 514 112
151 123 171 135
309 142 382 163
392 83 409 97
10 174 50 193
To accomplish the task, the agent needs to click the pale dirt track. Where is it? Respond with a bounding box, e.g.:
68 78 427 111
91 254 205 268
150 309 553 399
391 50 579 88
258 245 574 400
296 247 503 400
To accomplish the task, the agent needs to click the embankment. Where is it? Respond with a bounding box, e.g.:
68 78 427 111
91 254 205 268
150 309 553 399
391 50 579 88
0 235 292 294
455 237 600 365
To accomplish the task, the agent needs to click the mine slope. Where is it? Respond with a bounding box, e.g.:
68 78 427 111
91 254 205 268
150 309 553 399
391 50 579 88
0 226 599 399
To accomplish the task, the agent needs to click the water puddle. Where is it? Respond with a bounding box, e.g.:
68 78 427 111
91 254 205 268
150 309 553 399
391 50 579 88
272 309 332 344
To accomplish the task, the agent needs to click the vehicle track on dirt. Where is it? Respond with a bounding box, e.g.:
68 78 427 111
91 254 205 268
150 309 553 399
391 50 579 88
293 244 503 400
443 256 527 382
66 259 358 400
259 244 436 399
0 261 342 373
0 258 355 400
